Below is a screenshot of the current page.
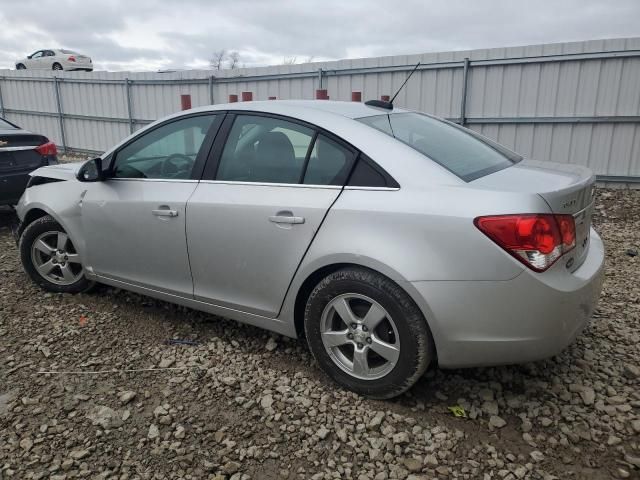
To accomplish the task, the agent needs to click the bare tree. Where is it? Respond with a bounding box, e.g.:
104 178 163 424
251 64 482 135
210 49 226 70
227 51 240 69
281 56 298 65
304 55 315 64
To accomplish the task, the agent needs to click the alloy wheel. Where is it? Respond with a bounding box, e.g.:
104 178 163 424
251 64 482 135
30 231 83 285
320 293 400 380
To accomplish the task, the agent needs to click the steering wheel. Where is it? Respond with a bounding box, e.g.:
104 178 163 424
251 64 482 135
160 153 192 177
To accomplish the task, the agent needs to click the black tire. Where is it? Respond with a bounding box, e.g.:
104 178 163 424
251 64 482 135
52 63 63 71
19 215 94 294
16 64 26 70
304 267 433 399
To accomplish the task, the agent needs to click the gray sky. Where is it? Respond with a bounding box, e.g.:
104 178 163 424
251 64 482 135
1 0 638 71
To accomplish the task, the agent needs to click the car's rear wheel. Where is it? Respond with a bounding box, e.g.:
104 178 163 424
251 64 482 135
19 215 94 293
304 267 433 399
52 63 63 71
16 64 26 70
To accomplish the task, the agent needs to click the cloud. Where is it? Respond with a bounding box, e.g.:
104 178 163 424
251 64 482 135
0 0 638 71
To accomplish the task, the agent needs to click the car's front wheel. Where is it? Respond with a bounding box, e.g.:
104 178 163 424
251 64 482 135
52 63 63 71
19 215 94 293
304 267 433 399
16 63 26 70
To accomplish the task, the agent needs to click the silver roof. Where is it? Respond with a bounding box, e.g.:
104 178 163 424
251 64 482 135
201 100 407 119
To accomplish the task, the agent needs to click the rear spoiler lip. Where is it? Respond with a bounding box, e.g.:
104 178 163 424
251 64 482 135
0 145 41 152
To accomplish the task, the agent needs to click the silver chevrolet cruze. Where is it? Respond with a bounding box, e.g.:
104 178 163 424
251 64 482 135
16 100 605 398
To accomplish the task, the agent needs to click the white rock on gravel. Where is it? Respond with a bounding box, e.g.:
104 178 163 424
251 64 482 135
260 394 274 409
69 449 91 460
489 415 507 428
579 387 596 405
86 405 122 429
265 337 278 351
392 432 410 445
221 376 237 386
530 450 544 462
119 390 136 404
368 411 385 429
19 437 33 451
148 424 160 440
159 357 175 368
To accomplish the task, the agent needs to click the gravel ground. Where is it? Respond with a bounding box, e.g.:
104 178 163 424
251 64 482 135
0 188 639 480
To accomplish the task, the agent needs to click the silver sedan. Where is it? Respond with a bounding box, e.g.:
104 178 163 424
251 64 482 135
15 100 605 398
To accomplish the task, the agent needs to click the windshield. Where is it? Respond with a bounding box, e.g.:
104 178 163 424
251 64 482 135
0 118 18 129
357 112 521 182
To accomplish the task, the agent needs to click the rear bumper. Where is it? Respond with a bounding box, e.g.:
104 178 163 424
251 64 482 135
413 228 605 368
64 61 92 70
0 171 30 205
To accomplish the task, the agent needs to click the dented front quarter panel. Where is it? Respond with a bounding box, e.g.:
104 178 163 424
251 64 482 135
16 168 90 271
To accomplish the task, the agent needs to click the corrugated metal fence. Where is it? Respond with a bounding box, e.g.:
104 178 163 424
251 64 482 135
1 37 639 182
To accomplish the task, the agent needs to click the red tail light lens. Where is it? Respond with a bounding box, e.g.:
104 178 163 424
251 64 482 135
68 56 76 62
556 215 576 250
35 141 57 156
475 214 576 272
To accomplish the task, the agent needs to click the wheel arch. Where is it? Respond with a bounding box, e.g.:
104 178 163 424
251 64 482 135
18 203 85 256
19 207 51 236
287 258 441 363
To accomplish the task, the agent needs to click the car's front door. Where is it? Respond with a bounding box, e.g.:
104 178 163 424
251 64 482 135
25 51 44 69
187 113 356 317
82 113 222 296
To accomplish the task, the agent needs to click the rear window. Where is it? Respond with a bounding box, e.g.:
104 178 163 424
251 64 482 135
0 118 17 129
59 49 79 54
357 112 521 182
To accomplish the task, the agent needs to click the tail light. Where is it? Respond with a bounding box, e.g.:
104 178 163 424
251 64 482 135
68 56 76 62
475 214 576 272
35 141 57 156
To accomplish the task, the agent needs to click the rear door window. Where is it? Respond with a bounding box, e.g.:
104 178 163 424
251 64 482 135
303 135 355 186
357 112 520 182
216 115 314 184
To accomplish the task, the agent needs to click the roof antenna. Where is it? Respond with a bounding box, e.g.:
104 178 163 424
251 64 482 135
365 62 421 110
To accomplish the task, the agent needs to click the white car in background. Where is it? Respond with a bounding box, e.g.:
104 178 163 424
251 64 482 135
15 49 92 71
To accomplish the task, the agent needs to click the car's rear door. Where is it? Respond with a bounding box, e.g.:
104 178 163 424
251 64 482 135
81 113 223 297
186 113 356 317
40 50 54 69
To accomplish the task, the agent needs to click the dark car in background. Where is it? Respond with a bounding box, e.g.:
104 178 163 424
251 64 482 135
0 117 58 206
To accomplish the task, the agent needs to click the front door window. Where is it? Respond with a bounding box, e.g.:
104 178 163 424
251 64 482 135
112 115 217 180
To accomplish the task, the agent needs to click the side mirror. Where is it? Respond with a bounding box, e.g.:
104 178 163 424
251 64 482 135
77 157 104 182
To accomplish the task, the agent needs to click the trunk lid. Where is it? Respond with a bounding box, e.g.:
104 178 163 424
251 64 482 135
0 132 48 173
471 159 596 271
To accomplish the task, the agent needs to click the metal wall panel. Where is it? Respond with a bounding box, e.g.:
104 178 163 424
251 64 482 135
1 37 639 179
